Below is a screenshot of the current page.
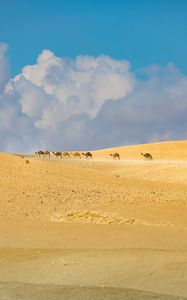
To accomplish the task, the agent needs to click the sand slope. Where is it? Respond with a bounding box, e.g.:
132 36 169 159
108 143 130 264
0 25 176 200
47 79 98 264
1 144 187 226
1 140 187 299
93 139 187 160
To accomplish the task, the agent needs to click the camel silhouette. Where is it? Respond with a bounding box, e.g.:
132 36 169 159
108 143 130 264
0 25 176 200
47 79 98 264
141 153 153 160
44 151 50 158
82 152 92 159
109 153 120 160
72 152 81 159
53 152 62 158
35 151 44 158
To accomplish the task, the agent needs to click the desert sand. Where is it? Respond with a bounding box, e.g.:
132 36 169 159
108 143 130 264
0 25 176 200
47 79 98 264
0 140 187 299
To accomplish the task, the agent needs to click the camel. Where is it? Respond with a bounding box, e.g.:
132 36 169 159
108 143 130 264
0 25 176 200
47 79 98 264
82 152 92 159
52 151 62 158
63 152 71 158
141 153 153 160
35 151 44 158
109 153 120 160
72 152 81 159
44 151 50 158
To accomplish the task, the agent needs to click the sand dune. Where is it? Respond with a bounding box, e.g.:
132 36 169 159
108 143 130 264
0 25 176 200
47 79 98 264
1 143 187 226
93 139 187 160
1 140 187 299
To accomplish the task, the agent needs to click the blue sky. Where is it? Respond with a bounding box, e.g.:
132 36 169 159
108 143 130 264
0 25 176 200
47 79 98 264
1 0 187 152
0 0 187 76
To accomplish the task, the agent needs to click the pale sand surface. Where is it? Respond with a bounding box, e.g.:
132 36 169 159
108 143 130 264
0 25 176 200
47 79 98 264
0 283 185 300
1 140 187 299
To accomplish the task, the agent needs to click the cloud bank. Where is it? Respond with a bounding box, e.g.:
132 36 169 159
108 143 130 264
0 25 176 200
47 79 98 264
1 44 187 152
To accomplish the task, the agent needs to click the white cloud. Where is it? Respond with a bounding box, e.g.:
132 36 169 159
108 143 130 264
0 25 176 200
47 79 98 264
1 45 187 152
13 51 135 118
88 64 187 149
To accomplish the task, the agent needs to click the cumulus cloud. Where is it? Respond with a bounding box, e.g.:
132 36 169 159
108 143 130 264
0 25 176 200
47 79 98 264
1 44 187 152
88 64 187 149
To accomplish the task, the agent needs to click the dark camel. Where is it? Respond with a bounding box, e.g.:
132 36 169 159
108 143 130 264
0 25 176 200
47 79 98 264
35 151 44 158
72 152 81 159
109 153 120 160
141 153 153 160
82 152 92 159
44 151 50 158
53 152 62 158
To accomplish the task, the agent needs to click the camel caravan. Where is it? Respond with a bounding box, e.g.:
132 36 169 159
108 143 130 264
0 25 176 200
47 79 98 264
35 150 153 161
35 151 50 158
34 151 91 159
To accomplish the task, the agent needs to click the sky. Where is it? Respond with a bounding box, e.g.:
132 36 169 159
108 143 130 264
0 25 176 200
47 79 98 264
1 0 187 76
0 0 187 152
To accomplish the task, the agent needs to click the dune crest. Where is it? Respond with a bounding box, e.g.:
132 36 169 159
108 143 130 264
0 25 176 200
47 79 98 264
93 140 187 160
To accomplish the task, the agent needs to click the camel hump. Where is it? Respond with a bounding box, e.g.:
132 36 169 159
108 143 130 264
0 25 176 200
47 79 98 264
63 152 70 157
74 152 81 157
141 152 153 159
145 153 152 157
53 152 62 157
110 152 120 159
37 150 44 154
82 152 92 158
